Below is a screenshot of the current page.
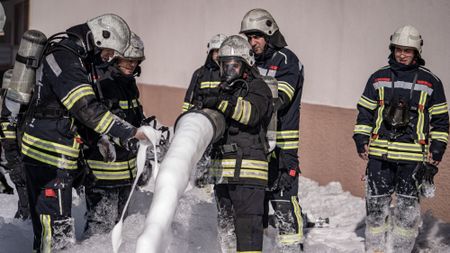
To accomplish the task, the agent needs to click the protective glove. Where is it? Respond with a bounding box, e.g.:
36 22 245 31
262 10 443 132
97 135 116 162
137 159 152 187
413 162 438 184
276 168 299 192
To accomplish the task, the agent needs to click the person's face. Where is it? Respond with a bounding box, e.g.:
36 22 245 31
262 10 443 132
394 46 416 65
117 58 139 76
220 58 243 83
100 48 115 62
211 49 219 62
246 33 266 55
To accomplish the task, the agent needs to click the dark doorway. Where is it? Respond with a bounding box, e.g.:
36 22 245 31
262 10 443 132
0 0 29 79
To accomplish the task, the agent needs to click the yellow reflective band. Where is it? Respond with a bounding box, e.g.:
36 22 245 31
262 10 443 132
61 84 95 110
354 124 373 135
291 196 304 241
40 214 52 253
119 99 139 109
276 130 299 139
218 100 228 113
387 151 424 162
239 99 252 125
373 88 385 135
367 223 389 235
200 81 221 89
358 95 378 110
93 169 137 180
232 97 244 122
22 133 80 157
219 159 268 170
87 158 136 170
219 168 268 180
0 122 14 129
182 102 194 112
276 141 299 150
392 223 418 238
430 131 449 143
2 131 16 139
94 111 114 134
429 102 448 115
22 143 78 169
368 147 387 157
416 91 427 141
278 81 295 101
388 142 423 152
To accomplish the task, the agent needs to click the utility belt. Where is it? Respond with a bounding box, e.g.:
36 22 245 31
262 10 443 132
33 107 68 119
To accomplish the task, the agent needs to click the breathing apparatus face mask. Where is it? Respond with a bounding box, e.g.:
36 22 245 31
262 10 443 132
220 58 244 88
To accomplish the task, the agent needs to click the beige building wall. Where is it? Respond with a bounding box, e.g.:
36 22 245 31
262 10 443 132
29 1 450 221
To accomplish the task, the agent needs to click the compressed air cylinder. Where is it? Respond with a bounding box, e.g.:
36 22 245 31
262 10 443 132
262 76 278 152
7 30 47 104
0 69 13 112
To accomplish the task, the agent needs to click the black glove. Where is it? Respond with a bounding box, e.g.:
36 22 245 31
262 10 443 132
137 160 152 187
276 168 299 192
200 96 219 109
429 141 446 162
353 134 370 154
413 162 438 184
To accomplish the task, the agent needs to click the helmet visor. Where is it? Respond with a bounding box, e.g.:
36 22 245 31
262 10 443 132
220 58 243 83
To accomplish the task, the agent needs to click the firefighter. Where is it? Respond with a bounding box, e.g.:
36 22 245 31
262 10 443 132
353 25 448 253
0 69 29 219
20 14 149 252
182 34 227 112
240 8 305 250
81 32 146 237
202 35 273 253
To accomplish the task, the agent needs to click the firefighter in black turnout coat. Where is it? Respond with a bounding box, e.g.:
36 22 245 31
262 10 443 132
81 32 146 237
200 35 273 253
20 14 149 252
240 8 305 249
183 34 227 112
353 25 449 253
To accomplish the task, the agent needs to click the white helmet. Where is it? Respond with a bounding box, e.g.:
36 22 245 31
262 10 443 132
87 13 131 55
121 32 145 61
219 35 255 67
390 25 423 54
207 34 227 54
240 8 279 36
0 2 6 36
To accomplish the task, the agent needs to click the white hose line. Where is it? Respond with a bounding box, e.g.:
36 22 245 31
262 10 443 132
112 126 161 253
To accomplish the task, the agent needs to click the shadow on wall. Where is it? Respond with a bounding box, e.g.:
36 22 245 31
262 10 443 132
137 83 450 223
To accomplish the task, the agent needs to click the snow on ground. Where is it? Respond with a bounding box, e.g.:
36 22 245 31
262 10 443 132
0 175 449 253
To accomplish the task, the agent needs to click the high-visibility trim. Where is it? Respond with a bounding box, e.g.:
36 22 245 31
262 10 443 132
354 124 373 136
61 84 95 110
218 100 229 113
416 91 427 141
119 99 139 109
239 99 252 125
88 158 137 180
358 95 378 110
276 196 304 245
22 143 78 169
276 141 299 150
211 159 269 180
430 131 449 144
40 214 52 253
372 88 385 135
232 97 244 122
429 102 448 115
94 111 114 134
22 133 80 158
200 81 221 89
278 81 295 101
392 223 418 238
387 151 424 161
182 102 194 112
367 223 389 235
369 139 428 162
1 131 16 140
276 130 299 139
